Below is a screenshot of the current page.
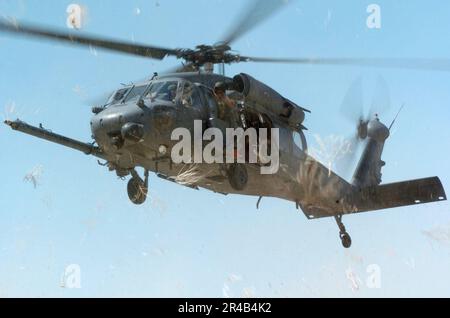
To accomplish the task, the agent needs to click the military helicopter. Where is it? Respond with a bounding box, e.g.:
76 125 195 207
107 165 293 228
1 0 447 248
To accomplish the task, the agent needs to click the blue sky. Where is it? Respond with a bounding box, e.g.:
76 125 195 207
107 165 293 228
0 0 449 297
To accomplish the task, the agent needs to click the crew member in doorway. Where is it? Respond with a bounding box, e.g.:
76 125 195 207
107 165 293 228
214 82 236 123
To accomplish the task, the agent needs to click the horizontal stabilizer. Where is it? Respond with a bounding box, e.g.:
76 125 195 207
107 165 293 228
354 176 447 213
301 177 446 219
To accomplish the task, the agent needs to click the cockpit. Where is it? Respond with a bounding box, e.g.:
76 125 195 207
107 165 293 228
143 80 179 103
104 79 203 108
105 80 182 106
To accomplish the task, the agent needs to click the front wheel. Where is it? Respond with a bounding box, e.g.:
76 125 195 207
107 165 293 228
127 177 148 205
227 164 248 191
340 233 352 249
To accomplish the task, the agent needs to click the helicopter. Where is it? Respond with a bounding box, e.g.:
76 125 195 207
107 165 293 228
1 0 447 248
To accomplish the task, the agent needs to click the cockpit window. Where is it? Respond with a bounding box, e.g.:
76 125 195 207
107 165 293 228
106 87 130 105
144 81 179 103
124 85 147 103
180 82 202 107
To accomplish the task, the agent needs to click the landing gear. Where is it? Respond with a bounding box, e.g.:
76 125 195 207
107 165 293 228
227 163 248 191
127 169 149 205
340 232 352 249
335 215 352 248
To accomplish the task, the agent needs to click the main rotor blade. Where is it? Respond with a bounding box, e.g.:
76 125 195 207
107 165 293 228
240 56 450 72
220 0 288 46
0 18 179 60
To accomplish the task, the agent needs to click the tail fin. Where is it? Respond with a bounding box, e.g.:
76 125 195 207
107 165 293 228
352 117 389 188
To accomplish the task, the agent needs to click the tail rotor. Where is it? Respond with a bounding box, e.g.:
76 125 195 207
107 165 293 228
338 75 392 178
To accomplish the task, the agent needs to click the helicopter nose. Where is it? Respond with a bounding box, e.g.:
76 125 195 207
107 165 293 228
121 122 145 142
91 113 123 136
90 108 146 150
91 113 123 150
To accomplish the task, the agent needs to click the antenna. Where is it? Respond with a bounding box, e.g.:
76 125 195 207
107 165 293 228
388 103 405 131
204 62 214 74
218 63 225 76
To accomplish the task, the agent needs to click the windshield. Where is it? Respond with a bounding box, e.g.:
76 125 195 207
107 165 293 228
106 87 130 105
124 85 148 103
144 81 179 103
105 81 180 106
105 84 148 106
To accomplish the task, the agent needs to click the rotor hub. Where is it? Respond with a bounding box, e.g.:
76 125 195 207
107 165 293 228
175 45 241 67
